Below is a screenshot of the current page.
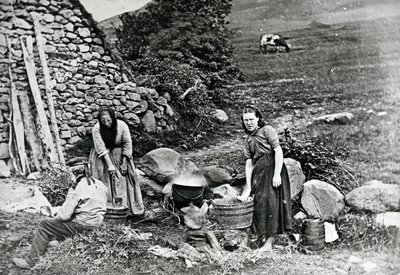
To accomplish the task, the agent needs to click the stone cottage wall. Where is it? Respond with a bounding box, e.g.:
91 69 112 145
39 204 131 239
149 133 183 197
0 0 176 153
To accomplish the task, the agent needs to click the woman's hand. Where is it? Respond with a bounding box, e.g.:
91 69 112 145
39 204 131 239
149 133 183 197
237 186 251 202
108 164 116 177
237 195 249 202
120 162 128 176
120 156 128 176
272 174 282 188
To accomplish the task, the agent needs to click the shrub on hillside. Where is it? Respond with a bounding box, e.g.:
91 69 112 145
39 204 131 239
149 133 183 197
281 130 355 194
117 0 243 138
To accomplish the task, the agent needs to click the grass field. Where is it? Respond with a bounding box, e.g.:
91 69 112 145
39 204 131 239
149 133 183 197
2 0 400 274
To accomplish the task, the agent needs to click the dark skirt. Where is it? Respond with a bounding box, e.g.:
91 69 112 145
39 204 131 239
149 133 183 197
251 154 292 236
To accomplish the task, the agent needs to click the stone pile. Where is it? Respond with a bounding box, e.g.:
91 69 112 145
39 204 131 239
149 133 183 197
0 0 177 160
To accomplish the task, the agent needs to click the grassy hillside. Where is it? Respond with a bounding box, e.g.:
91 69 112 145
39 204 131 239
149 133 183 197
218 0 400 187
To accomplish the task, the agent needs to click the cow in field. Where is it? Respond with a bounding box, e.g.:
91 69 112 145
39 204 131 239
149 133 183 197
259 34 290 54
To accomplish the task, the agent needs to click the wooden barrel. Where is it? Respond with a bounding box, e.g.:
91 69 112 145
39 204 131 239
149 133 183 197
301 219 325 252
211 198 253 229
105 204 128 224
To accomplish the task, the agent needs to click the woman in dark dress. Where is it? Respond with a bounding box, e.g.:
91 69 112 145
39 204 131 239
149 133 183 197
237 105 292 251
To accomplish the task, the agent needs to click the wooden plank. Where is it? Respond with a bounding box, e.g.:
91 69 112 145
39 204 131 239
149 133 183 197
20 36 59 164
33 20 65 165
19 92 46 172
7 36 27 175
6 36 20 175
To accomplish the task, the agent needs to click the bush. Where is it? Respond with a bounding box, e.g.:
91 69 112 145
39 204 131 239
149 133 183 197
117 0 243 139
281 130 355 194
39 166 75 206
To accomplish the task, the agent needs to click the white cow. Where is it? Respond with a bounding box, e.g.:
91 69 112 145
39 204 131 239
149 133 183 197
260 34 290 54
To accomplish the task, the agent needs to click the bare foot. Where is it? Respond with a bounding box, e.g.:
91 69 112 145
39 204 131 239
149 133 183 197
258 236 275 252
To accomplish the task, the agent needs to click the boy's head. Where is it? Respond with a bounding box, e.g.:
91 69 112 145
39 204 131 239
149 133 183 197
70 162 91 188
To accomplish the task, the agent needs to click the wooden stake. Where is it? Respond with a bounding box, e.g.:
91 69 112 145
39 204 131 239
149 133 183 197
7 36 27 175
20 36 59 164
33 20 65 165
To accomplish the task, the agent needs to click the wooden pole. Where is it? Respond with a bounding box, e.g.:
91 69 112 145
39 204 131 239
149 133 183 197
20 36 59 164
7 36 27 175
33 20 65 165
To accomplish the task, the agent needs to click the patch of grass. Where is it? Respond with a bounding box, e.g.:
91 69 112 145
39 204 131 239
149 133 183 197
336 210 399 250
0 211 41 275
31 220 188 275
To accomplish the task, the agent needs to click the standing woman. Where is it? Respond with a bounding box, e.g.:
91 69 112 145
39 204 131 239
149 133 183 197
89 107 144 216
238 105 292 251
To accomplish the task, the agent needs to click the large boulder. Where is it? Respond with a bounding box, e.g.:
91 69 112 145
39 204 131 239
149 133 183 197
301 180 345 219
136 170 164 196
346 180 400 213
284 158 305 199
137 148 197 184
200 165 235 188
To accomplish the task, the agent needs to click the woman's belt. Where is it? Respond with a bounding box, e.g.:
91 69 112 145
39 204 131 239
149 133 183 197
254 153 274 165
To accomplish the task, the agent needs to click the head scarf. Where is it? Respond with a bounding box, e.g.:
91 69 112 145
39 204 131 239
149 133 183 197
97 107 118 149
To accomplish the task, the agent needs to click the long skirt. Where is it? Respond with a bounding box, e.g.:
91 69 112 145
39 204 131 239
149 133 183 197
251 154 292 236
89 148 144 216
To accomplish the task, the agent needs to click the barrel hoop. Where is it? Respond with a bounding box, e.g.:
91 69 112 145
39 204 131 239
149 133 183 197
218 210 253 217
212 204 253 211
106 215 128 218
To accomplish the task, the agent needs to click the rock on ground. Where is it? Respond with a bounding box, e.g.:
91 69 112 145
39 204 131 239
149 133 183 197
137 148 196 184
314 112 354 124
213 109 228 122
284 158 305 199
293 211 307 221
345 180 400 213
137 170 164 196
0 179 35 212
200 165 235 188
301 179 345 219
375 212 400 229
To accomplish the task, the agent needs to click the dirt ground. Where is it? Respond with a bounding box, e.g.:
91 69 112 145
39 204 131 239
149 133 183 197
1 0 400 274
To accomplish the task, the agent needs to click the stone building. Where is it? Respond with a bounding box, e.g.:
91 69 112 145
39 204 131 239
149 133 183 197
0 0 176 158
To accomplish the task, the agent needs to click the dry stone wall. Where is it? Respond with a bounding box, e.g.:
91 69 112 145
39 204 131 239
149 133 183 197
0 0 176 153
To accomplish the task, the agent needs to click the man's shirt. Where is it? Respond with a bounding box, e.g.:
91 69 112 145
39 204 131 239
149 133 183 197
58 177 109 227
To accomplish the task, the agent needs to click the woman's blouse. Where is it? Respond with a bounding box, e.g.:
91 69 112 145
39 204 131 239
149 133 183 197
92 119 133 158
243 125 280 160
